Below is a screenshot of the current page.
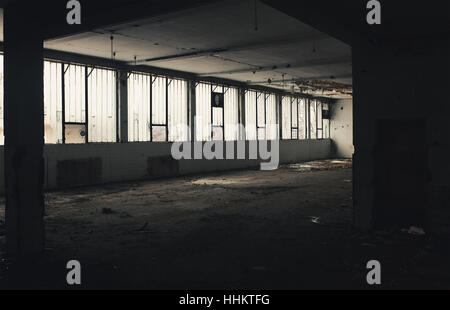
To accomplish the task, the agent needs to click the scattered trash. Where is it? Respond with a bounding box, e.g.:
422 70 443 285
251 266 266 271
404 226 426 236
102 208 115 215
139 222 149 231
361 243 377 247
119 212 133 219
310 217 321 224
288 159 352 172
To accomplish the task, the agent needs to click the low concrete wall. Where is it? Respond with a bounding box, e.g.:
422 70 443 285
0 139 331 195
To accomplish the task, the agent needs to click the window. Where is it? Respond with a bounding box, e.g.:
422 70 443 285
256 92 266 140
265 94 277 140
0 55 332 146
310 100 317 139
245 90 257 140
168 78 188 142
317 101 323 139
323 103 330 139
195 83 212 141
88 67 116 143
281 96 291 140
64 64 86 144
195 83 239 142
152 76 167 142
224 87 239 141
292 98 298 139
281 96 307 140
128 73 151 142
298 99 307 139
44 61 63 144
211 86 224 141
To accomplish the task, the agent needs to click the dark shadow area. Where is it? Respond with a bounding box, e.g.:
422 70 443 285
1 160 448 289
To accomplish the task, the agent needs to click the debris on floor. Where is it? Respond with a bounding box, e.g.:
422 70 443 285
102 208 116 215
310 216 321 224
287 159 352 172
251 266 267 272
139 222 149 231
402 226 426 236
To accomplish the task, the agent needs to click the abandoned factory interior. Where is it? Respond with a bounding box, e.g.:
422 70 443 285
0 0 449 291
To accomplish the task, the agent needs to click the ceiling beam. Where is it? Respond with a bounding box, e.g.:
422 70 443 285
127 31 329 65
198 56 351 76
249 73 353 85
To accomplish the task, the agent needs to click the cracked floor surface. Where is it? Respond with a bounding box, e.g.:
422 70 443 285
0 160 449 289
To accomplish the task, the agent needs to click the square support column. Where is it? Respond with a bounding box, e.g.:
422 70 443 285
4 5 45 260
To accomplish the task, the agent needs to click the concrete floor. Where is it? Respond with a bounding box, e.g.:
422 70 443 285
0 160 449 289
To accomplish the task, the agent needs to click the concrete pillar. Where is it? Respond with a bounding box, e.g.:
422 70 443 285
118 70 128 142
4 5 45 260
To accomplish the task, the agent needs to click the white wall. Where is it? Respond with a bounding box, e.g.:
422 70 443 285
330 99 353 158
0 139 331 195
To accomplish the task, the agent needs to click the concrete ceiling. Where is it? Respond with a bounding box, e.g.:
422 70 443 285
3 1 353 98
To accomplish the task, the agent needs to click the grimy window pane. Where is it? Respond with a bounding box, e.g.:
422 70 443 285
128 73 151 142
152 125 166 142
317 101 323 128
212 86 224 128
265 94 277 140
224 87 238 141
212 127 224 141
292 128 298 140
44 61 63 144
88 68 116 143
64 64 86 124
298 99 306 140
257 92 265 128
281 96 291 140
317 101 323 139
245 90 257 140
212 108 223 127
168 78 188 142
292 98 298 128
195 83 212 141
310 100 317 139
152 76 166 126
65 123 86 144
323 103 330 139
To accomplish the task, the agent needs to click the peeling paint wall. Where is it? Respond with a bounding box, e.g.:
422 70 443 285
331 99 353 159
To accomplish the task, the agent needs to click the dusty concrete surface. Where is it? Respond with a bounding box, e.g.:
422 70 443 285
0 160 449 289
